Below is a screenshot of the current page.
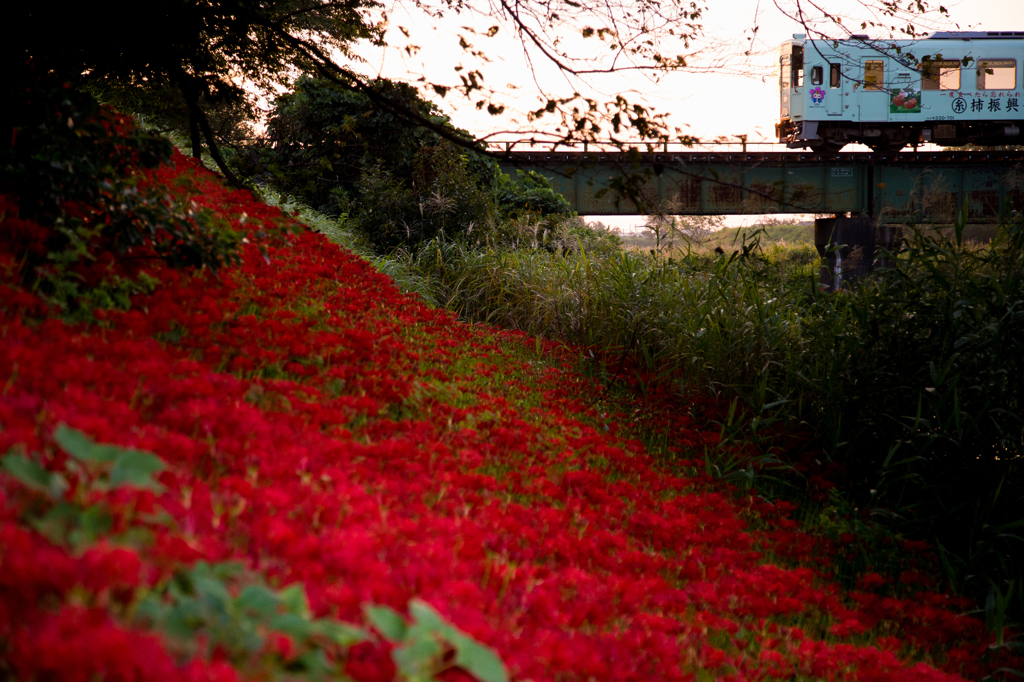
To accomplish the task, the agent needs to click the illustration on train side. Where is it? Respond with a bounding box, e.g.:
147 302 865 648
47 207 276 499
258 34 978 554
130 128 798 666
776 31 1024 152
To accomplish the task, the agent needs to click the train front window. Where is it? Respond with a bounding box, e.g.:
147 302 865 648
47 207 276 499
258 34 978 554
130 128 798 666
922 58 960 90
781 54 791 89
977 59 1017 89
829 64 841 88
864 60 884 90
811 66 823 85
792 45 804 87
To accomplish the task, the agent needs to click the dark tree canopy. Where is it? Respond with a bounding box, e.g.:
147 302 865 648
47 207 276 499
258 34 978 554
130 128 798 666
6 0 385 184
257 76 464 210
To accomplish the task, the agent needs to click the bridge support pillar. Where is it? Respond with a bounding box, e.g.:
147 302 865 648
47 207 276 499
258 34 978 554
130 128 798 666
814 215 878 291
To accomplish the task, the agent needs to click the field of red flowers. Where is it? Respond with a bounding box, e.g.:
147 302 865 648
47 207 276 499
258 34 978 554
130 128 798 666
1 114 1020 681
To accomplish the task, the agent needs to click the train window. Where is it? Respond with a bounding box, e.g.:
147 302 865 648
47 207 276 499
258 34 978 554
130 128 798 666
922 58 960 90
792 45 804 87
781 54 791 89
829 64 841 88
811 66 823 85
864 60 884 90
977 59 1016 89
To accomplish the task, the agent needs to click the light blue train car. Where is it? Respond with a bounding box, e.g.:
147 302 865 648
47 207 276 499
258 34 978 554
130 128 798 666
776 31 1024 151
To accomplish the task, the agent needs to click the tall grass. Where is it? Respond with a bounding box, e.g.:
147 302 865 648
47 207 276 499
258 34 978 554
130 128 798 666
399 215 1024 628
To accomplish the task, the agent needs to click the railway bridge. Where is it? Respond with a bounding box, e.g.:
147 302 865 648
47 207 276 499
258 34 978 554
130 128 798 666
495 148 1024 221
496 147 1024 289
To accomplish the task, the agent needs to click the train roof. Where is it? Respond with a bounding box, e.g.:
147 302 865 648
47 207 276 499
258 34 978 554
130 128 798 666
787 31 1024 43
928 31 1024 39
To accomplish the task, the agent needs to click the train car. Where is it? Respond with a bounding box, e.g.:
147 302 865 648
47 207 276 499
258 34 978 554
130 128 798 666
776 31 1024 151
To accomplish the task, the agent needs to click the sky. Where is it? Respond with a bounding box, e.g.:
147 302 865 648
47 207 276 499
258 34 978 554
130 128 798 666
358 0 1024 225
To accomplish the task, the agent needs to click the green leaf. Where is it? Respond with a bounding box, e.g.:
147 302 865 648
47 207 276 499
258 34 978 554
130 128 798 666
393 634 442 679
313 619 369 647
236 584 280 616
209 561 246 580
134 593 168 626
164 597 205 639
295 648 331 675
279 583 311 618
193 575 232 612
364 604 408 642
30 501 79 544
54 424 120 462
269 612 315 640
451 633 509 682
109 450 166 491
69 504 114 547
52 424 166 491
2 453 62 495
408 598 446 630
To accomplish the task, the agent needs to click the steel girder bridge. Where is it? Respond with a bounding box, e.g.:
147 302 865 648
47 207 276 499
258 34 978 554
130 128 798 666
496 149 1024 224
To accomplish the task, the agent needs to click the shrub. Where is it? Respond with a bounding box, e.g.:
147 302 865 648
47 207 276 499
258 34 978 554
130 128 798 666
350 144 497 251
1 77 240 313
242 75 576 253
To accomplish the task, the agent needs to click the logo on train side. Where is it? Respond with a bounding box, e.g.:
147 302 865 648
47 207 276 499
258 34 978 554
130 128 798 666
810 87 825 105
951 97 967 114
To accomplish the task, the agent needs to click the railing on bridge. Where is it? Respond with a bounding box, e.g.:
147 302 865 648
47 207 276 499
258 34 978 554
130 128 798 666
486 138 790 154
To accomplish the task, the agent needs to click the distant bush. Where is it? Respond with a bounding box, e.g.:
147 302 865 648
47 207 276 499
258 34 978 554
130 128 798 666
351 144 497 250
239 75 576 253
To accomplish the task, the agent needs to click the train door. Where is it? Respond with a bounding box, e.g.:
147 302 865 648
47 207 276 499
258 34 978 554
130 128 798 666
826 63 844 116
859 59 889 121
780 52 791 119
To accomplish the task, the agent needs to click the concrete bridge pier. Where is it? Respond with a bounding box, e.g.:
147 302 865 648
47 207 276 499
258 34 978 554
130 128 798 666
814 215 901 291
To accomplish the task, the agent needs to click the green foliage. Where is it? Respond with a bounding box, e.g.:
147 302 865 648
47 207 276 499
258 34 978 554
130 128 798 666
53 424 167 492
247 76 502 251
811 211 1024 616
365 600 509 682
252 76 458 215
136 562 368 678
2 82 166 223
348 144 497 251
2 424 167 549
137 568 508 682
3 426 512 682
491 170 574 220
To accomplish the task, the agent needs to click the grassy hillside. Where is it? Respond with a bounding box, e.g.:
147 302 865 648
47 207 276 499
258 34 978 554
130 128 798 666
2 95 1021 681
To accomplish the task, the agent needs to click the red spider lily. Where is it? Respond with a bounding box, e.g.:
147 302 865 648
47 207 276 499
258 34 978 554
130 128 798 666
1 138 1020 682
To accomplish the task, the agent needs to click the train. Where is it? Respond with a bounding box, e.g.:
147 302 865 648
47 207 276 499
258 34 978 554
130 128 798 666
776 31 1024 151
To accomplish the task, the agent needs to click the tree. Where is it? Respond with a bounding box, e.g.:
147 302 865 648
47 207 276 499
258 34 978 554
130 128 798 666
6 0 385 185
643 214 724 251
252 75 463 213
